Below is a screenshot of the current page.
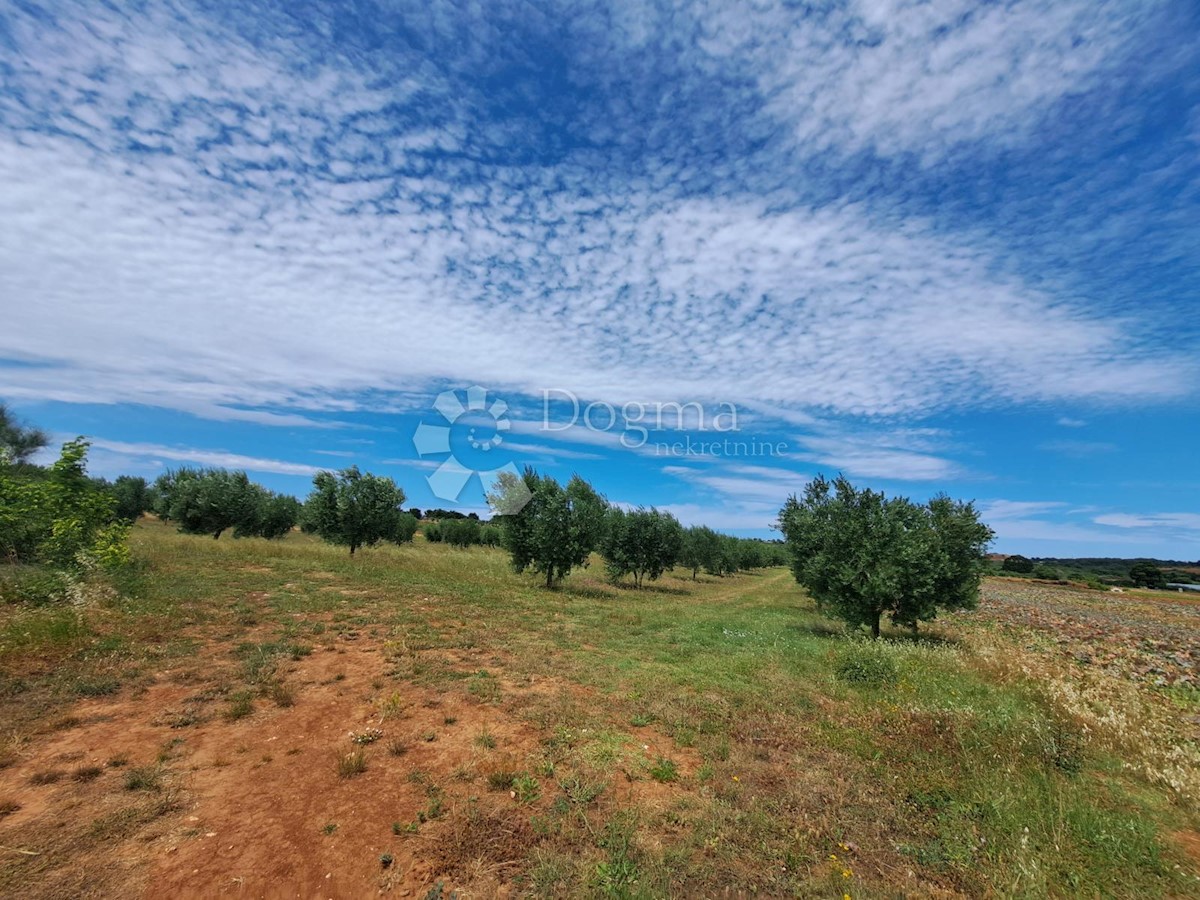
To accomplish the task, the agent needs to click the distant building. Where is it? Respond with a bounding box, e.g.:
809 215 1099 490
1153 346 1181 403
1166 583 1200 593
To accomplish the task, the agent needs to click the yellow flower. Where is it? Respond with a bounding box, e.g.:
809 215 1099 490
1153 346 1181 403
828 853 837 860
842 869 852 878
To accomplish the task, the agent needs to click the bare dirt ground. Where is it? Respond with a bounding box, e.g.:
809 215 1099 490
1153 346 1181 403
0 625 700 899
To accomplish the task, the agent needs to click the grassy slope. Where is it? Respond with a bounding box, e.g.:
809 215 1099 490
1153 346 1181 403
1 519 1198 897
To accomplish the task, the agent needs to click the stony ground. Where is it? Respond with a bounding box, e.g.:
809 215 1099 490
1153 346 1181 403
976 577 1200 692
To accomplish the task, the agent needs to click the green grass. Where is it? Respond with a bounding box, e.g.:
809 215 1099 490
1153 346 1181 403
1 519 1197 898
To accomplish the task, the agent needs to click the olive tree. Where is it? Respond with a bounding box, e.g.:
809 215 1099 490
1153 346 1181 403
778 475 993 638
602 507 683 587
488 467 607 587
303 466 406 555
154 468 264 540
679 525 721 580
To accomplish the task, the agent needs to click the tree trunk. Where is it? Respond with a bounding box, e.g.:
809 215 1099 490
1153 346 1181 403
212 530 223 540
349 543 357 556
546 569 553 588
871 612 881 640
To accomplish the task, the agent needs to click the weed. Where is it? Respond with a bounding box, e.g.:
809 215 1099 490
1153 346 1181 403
268 680 296 707
74 676 121 697
649 756 679 783
380 853 393 869
225 691 255 720
123 765 163 792
337 749 367 779
0 798 19 818
444 715 457 725
322 822 338 835
392 820 403 835
73 764 103 782
513 773 540 804
29 769 63 785
475 729 497 749
350 727 383 745
560 774 606 805
487 770 517 791
107 753 129 768
629 712 655 727
388 740 408 757
467 670 500 702
378 692 405 720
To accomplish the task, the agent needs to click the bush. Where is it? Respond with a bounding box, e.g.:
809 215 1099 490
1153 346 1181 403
834 644 899 688
1 439 129 573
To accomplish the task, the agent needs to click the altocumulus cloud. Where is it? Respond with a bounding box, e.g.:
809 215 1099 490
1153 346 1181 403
0 0 1195 431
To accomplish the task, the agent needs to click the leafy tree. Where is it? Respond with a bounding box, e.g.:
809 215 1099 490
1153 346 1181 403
1001 554 1034 574
737 539 766 571
710 535 742 576
423 521 443 543
602 507 683 587
0 403 49 467
443 517 482 548
488 467 607 587
1129 561 1167 589
241 493 301 539
1032 564 1060 580
109 475 153 523
154 468 263 540
778 475 993 638
303 466 407 555
407 508 424 521
480 524 502 547
679 526 721 580
394 512 419 544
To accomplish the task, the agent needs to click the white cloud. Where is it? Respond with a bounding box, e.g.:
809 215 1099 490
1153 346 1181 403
1094 512 1200 531
0 0 1191 436
980 500 1069 521
88 438 320 477
1057 417 1087 428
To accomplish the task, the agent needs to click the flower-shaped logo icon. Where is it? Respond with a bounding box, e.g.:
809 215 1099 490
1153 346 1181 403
412 386 530 512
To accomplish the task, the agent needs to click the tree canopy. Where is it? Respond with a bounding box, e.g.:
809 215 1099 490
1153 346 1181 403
303 466 406 554
488 467 607 587
0 403 49 467
778 475 993 637
1129 561 1167 589
602 507 683 587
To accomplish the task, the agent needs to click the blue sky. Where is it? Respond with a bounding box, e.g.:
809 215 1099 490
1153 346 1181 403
1 0 1198 558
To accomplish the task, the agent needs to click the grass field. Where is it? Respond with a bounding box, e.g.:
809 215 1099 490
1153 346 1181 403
1 519 1198 898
